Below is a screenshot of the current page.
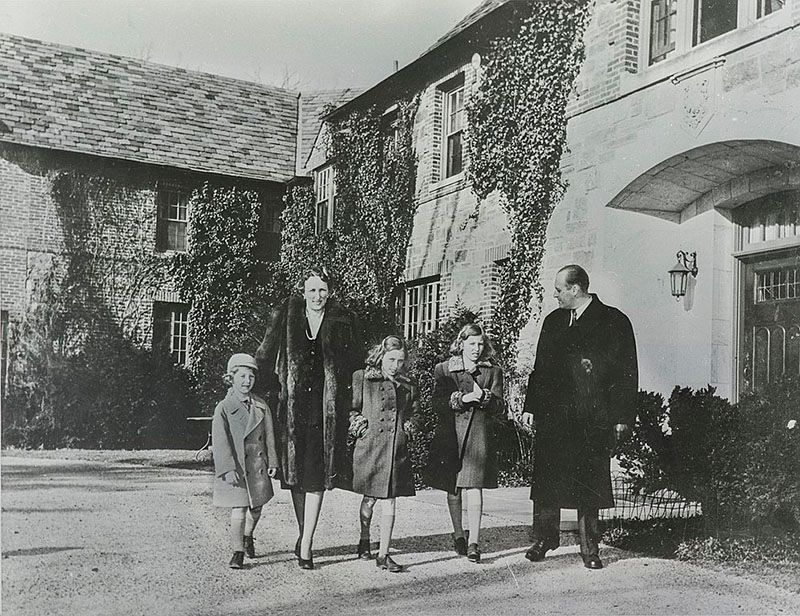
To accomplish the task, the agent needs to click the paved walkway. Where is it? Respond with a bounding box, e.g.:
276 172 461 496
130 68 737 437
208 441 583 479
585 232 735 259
2 456 799 615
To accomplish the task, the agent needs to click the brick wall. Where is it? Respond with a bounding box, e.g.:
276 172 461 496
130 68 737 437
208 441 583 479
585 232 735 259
1 143 283 353
568 0 642 117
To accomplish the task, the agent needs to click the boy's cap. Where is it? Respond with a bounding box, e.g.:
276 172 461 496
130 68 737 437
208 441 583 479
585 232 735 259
227 353 258 374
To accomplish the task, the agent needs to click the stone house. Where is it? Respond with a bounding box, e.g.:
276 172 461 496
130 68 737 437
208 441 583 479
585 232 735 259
0 32 355 396
312 0 800 401
4 0 800 405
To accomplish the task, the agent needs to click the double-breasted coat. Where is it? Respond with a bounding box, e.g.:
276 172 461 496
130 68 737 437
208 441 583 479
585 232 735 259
212 390 279 508
524 294 638 509
425 356 504 494
255 296 363 490
351 368 418 498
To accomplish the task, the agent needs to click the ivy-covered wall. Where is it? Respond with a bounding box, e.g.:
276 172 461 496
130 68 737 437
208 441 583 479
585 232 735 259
279 99 419 340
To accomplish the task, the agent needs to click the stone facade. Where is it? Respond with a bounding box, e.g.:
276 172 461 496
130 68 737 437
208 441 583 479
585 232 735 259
532 0 800 400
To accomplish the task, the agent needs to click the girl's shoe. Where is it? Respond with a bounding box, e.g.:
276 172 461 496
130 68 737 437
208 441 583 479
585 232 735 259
376 554 403 572
467 543 481 563
357 538 373 560
229 551 245 569
243 535 256 559
453 531 469 556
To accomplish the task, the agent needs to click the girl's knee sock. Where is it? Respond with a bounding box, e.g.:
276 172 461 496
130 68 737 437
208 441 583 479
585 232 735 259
245 506 262 537
378 498 396 557
360 497 376 541
230 508 247 551
446 491 465 538
466 489 483 544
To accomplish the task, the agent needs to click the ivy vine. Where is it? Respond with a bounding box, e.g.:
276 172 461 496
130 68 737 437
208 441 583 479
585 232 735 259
278 98 419 338
173 182 284 410
467 0 591 369
48 171 172 345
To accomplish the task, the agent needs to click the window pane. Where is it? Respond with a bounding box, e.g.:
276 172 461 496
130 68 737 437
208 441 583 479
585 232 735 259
316 200 328 234
650 0 677 64
447 132 463 177
0 310 8 399
756 267 800 303
153 302 189 365
757 0 784 18
402 281 441 339
694 0 738 45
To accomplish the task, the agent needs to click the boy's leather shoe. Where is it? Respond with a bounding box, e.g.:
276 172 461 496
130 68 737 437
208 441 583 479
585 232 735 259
467 543 481 563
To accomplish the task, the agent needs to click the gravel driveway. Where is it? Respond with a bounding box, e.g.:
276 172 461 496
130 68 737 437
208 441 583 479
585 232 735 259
3 455 799 615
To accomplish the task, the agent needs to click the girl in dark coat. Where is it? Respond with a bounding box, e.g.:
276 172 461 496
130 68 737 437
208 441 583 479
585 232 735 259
212 353 278 569
350 335 418 573
255 267 363 570
425 323 503 563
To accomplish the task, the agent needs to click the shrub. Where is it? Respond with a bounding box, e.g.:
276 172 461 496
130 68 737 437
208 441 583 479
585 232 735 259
732 378 800 531
618 379 800 533
3 336 197 450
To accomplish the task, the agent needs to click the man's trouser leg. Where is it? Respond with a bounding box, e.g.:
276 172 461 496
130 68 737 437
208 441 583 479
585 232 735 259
532 501 560 546
577 507 599 557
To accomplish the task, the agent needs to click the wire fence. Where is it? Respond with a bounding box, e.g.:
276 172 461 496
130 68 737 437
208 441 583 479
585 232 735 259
599 474 701 521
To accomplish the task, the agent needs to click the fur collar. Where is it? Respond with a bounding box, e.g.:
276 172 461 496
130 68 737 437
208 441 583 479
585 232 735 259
448 356 493 373
364 366 413 386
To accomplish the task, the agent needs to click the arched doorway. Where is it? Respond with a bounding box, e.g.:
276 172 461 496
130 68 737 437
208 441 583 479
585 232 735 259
734 190 800 392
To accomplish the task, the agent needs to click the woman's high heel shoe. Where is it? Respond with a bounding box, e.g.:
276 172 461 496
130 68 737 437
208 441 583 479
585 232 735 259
298 555 314 570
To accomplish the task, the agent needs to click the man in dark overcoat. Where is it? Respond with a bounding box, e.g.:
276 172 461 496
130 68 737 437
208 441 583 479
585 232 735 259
522 264 637 569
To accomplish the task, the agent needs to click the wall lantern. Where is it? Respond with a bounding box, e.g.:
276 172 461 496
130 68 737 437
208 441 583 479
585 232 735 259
668 251 698 299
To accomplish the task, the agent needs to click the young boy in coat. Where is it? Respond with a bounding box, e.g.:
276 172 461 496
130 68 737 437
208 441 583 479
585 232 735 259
212 353 279 569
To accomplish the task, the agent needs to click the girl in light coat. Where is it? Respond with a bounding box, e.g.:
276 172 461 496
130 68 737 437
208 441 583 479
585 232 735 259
350 335 418 572
212 353 278 569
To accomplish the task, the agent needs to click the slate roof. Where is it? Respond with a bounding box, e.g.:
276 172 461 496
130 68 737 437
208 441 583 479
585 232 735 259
0 33 299 183
426 0 510 52
297 88 361 174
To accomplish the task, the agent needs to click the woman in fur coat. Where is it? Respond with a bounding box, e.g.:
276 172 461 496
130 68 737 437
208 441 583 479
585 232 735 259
255 267 363 570
425 323 504 564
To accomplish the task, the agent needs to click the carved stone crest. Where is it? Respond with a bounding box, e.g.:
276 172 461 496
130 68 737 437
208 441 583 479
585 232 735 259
672 59 724 137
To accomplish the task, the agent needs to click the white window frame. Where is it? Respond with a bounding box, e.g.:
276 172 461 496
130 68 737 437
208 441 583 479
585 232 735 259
157 188 189 253
643 0 787 67
442 83 465 179
402 278 441 340
314 165 335 234
169 307 189 366
153 302 190 366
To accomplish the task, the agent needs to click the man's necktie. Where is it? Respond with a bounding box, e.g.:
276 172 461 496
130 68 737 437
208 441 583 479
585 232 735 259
570 309 577 326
